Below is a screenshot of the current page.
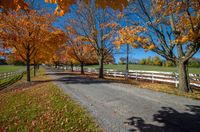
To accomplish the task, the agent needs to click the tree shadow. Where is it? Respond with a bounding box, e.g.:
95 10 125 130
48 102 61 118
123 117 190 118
45 72 80 76
33 71 113 85
125 105 200 132
60 76 113 84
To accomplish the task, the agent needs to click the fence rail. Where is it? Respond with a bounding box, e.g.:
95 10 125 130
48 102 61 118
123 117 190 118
56 66 200 87
0 70 27 90
0 70 26 80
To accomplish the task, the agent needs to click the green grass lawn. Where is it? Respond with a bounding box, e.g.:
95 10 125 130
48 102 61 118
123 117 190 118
0 65 26 73
83 64 200 74
0 69 100 131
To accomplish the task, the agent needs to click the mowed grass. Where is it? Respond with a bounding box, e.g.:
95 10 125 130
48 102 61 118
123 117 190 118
0 65 25 73
83 64 200 74
0 69 100 132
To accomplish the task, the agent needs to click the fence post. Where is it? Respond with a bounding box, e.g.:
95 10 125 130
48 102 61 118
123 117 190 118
6 73 9 80
175 74 178 87
4 73 6 80
10 72 12 78
136 72 138 80
152 73 154 83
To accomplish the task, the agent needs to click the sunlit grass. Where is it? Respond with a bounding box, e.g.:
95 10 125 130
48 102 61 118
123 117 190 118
126 79 200 100
0 65 26 73
0 68 100 131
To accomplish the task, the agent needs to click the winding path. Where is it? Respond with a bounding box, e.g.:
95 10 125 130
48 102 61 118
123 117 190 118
47 69 200 132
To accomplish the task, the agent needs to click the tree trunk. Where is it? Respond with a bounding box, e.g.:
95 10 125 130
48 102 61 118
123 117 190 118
98 56 104 78
37 64 39 70
80 62 84 74
65 64 68 71
125 44 129 80
26 61 31 82
26 50 31 82
34 60 36 77
169 13 191 92
71 62 74 72
178 61 191 92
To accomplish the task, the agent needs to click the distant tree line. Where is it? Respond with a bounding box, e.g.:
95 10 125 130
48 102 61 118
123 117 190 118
139 56 175 67
188 58 200 68
119 57 139 65
0 58 7 65
139 56 200 68
119 56 200 68
0 54 26 65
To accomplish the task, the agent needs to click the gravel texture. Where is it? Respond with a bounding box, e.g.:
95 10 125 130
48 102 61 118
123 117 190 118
47 69 200 132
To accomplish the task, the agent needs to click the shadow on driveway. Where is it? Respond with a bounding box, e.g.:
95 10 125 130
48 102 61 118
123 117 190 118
125 105 200 132
33 71 113 85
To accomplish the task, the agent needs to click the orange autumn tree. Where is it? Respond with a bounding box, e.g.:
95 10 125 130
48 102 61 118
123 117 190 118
0 0 28 12
48 44 70 68
65 26 98 74
153 0 199 92
65 44 97 74
114 26 147 49
63 46 79 72
115 0 200 92
45 0 129 15
1 0 128 14
66 2 118 78
0 10 65 81
32 29 66 75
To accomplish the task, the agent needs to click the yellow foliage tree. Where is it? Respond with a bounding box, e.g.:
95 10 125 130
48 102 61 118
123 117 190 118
114 0 199 92
0 10 65 81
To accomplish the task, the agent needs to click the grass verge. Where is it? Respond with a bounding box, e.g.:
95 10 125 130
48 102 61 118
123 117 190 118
0 68 100 132
127 78 200 100
108 77 200 100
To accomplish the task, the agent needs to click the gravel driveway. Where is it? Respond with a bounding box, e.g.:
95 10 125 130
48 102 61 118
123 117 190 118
47 69 200 132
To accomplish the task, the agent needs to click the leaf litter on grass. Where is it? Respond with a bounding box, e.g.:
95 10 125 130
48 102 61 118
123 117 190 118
0 70 101 132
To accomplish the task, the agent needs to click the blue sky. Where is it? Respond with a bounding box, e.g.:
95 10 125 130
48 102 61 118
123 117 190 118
30 0 200 63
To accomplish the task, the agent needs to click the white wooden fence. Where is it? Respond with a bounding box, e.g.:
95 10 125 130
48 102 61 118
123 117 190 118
56 66 200 88
0 70 25 80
